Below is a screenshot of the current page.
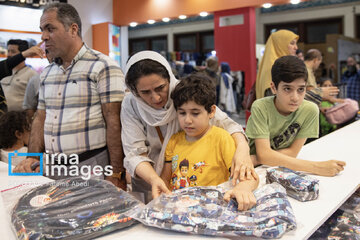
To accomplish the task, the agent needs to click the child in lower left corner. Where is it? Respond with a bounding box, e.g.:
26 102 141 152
159 73 259 211
0 111 30 166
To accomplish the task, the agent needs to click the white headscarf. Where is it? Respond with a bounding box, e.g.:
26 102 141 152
125 51 180 174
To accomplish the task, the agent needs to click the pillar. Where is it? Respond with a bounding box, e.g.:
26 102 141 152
214 7 257 121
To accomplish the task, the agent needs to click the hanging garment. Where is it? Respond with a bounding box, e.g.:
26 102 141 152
220 63 236 113
220 72 236 113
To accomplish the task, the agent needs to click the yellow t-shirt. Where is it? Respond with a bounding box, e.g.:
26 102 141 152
165 126 235 190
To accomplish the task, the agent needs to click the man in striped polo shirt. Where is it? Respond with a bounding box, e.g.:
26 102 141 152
14 3 127 190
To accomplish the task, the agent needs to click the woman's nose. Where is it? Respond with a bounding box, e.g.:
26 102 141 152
151 92 161 102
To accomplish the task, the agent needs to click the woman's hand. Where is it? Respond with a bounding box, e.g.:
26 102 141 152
231 150 258 185
230 133 258 185
150 176 171 199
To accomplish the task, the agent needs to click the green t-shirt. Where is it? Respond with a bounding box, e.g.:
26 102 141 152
246 96 319 155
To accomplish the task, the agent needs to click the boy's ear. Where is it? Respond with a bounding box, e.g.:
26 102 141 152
209 104 216 118
270 82 277 94
14 130 22 139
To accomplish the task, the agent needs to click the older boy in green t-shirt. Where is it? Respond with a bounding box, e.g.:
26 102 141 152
246 56 345 177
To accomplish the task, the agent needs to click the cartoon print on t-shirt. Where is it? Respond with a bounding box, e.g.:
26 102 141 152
192 161 208 173
175 159 190 189
171 173 178 190
189 175 197 187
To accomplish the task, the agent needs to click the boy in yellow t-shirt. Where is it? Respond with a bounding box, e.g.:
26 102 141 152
160 73 259 210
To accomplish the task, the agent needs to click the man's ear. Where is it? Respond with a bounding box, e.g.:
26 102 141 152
70 23 79 38
270 81 277 94
209 104 216 119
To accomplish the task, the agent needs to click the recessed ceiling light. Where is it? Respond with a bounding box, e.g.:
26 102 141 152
262 3 272 8
147 19 155 24
162 17 170 22
179 15 187 20
129 22 138 27
200 12 208 17
290 0 301 4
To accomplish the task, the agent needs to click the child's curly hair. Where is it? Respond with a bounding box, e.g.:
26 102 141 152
171 73 216 113
0 111 30 149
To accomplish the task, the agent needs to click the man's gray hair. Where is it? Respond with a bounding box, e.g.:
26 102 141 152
43 2 82 38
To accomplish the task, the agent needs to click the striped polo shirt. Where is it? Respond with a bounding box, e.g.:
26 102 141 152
38 44 125 155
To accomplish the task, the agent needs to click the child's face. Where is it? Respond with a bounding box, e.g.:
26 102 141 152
321 80 333 88
177 101 215 141
271 78 306 116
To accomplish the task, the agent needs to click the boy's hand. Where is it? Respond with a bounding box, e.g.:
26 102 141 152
150 176 171 199
313 160 346 176
231 151 257 184
224 188 257 211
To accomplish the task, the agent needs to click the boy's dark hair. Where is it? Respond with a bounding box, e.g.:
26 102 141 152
304 49 322 61
171 73 216 113
43 3 82 37
0 111 30 149
7 39 29 52
179 159 189 169
296 49 303 55
126 59 170 96
272 55 308 88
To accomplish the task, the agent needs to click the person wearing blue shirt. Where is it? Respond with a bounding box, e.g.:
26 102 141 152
341 56 360 103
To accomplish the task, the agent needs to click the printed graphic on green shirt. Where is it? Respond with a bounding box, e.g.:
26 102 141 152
271 122 301 149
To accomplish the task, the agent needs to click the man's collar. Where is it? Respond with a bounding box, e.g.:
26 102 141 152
55 43 87 68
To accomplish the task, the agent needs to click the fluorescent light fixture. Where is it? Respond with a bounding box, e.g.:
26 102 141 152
262 3 272 8
147 19 155 24
290 0 301 4
200 12 208 17
162 17 170 22
179 15 187 20
129 22 138 27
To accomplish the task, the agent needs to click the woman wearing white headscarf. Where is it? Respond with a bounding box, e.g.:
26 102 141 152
121 51 254 202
